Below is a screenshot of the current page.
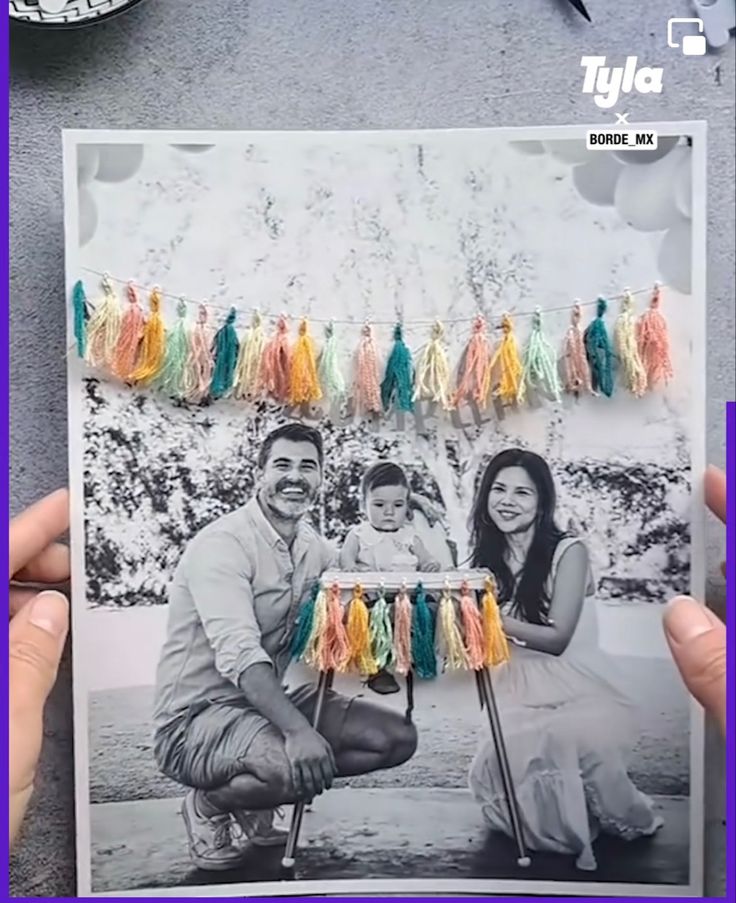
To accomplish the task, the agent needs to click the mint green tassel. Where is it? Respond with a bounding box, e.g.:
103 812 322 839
381 323 414 411
72 280 89 358
318 321 346 401
412 583 437 679
369 592 394 669
585 298 615 397
210 307 240 398
291 584 319 659
158 299 190 398
519 307 561 403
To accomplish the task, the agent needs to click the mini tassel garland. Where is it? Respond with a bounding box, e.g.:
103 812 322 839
290 584 320 660
355 322 382 414
303 585 328 668
454 315 492 407
438 588 468 670
562 302 593 396
346 585 378 676
259 315 292 403
381 323 414 412
411 583 437 679
233 311 265 400
615 290 647 397
86 277 122 369
210 307 240 399
131 288 166 385
158 299 190 398
519 308 561 403
72 280 89 358
584 298 614 398
637 284 673 388
481 577 509 666
393 588 413 676
413 321 453 409
369 590 394 670
184 303 215 403
290 318 323 404
318 321 346 402
489 313 523 406
317 583 350 672
113 282 146 381
459 582 485 671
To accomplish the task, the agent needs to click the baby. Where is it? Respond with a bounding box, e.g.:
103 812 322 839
340 461 440 694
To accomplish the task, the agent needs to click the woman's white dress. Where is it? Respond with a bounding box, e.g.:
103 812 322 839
468 537 659 870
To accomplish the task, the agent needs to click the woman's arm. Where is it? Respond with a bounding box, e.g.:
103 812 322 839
502 540 589 656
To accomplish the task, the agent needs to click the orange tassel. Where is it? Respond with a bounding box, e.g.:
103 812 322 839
393 588 412 676
489 313 523 405
346 585 378 676
260 315 292 403
454 315 492 407
290 318 322 404
112 282 146 381
131 288 166 384
355 322 382 414
637 284 674 389
317 584 350 672
459 582 485 671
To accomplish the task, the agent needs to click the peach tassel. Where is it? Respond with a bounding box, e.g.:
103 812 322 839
112 282 146 381
260 315 292 403
562 302 593 396
393 588 412 676
637 284 673 389
184 303 215 403
131 288 166 384
355 322 382 414
489 313 523 406
317 584 350 672
459 582 485 671
290 318 322 404
454 315 492 407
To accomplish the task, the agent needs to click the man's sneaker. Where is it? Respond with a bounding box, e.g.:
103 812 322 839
233 807 289 847
181 790 245 871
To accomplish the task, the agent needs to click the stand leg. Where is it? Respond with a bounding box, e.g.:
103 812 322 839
476 667 530 868
281 669 333 871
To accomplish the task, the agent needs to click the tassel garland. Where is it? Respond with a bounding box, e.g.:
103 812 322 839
290 318 323 405
637 284 673 388
584 298 614 398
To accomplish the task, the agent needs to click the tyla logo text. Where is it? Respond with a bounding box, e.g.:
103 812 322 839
581 56 664 109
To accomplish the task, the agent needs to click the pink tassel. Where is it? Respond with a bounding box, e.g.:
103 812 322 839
184 303 214 402
260 315 292 403
355 322 382 414
637 284 673 389
393 588 412 676
112 282 146 381
454 315 491 406
562 302 593 396
317 584 350 672
459 582 485 671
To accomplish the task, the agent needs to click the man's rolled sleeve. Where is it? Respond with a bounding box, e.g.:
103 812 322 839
185 532 272 685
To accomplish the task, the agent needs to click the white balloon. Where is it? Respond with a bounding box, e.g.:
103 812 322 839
79 187 98 247
614 145 688 232
674 150 693 219
612 135 680 165
77 145 99 185
93 144 144 183
544 139 591 165
509 140 546 156
572 154 623 206
658 217 692 294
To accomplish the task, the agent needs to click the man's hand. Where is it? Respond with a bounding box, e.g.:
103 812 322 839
663 466 727 735
8 489 71 846
283 726 336 801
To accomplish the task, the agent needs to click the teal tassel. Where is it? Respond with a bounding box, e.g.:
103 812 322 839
369 592 394 669
584 298 614 397
381 323 414 412
72 280 89 358
291 584 319 659
210 307 240 398
411 583 437 679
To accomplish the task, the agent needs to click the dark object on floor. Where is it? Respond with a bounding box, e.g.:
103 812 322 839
367 669 401 695
562 0 591 22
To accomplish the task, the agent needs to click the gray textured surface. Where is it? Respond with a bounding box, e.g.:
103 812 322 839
8 0 733 896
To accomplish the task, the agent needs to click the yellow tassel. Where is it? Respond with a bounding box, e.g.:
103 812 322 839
615 290 647 397
489 313 523 405
346 585 378 676
481 577 510 666
290 318 322 404
233 311 265 400
438 589 469 670
413 320 454 409
131 288 166 384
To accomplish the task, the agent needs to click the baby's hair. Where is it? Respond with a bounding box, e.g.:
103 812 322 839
362 461 410 498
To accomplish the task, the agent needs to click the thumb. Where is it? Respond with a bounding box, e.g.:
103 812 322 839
663 595 726 736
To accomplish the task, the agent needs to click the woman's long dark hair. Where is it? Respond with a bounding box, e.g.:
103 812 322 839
470 449 565 625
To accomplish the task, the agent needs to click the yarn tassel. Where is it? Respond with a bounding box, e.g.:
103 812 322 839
303 586 328 667
584 298 615 397
112 282 146 381
411 583 437 679
481 577 510 666
413 321 453 409
615 290 647 397
454 315 492 407
519 307 561 403
259 315 292 403
290 584 320 660
184 303 215 403
355 322 382 414
369 590 394 670
157 299 190 398
562 302 593 396
85 276 122 369
290 318 323 404
459 582 485 671
318 321 346 403
489 313 523 406
72 280 89 358
317 583 350 672
131 288 166 384
381 322 414 412
393 588 413 676
210 307 240 399
233 311 265 401
438 588 468 670
637 284 673 389
346 585 378 676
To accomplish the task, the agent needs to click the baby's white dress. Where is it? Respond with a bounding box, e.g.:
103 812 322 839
346 521 421 571
468 537 658 870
